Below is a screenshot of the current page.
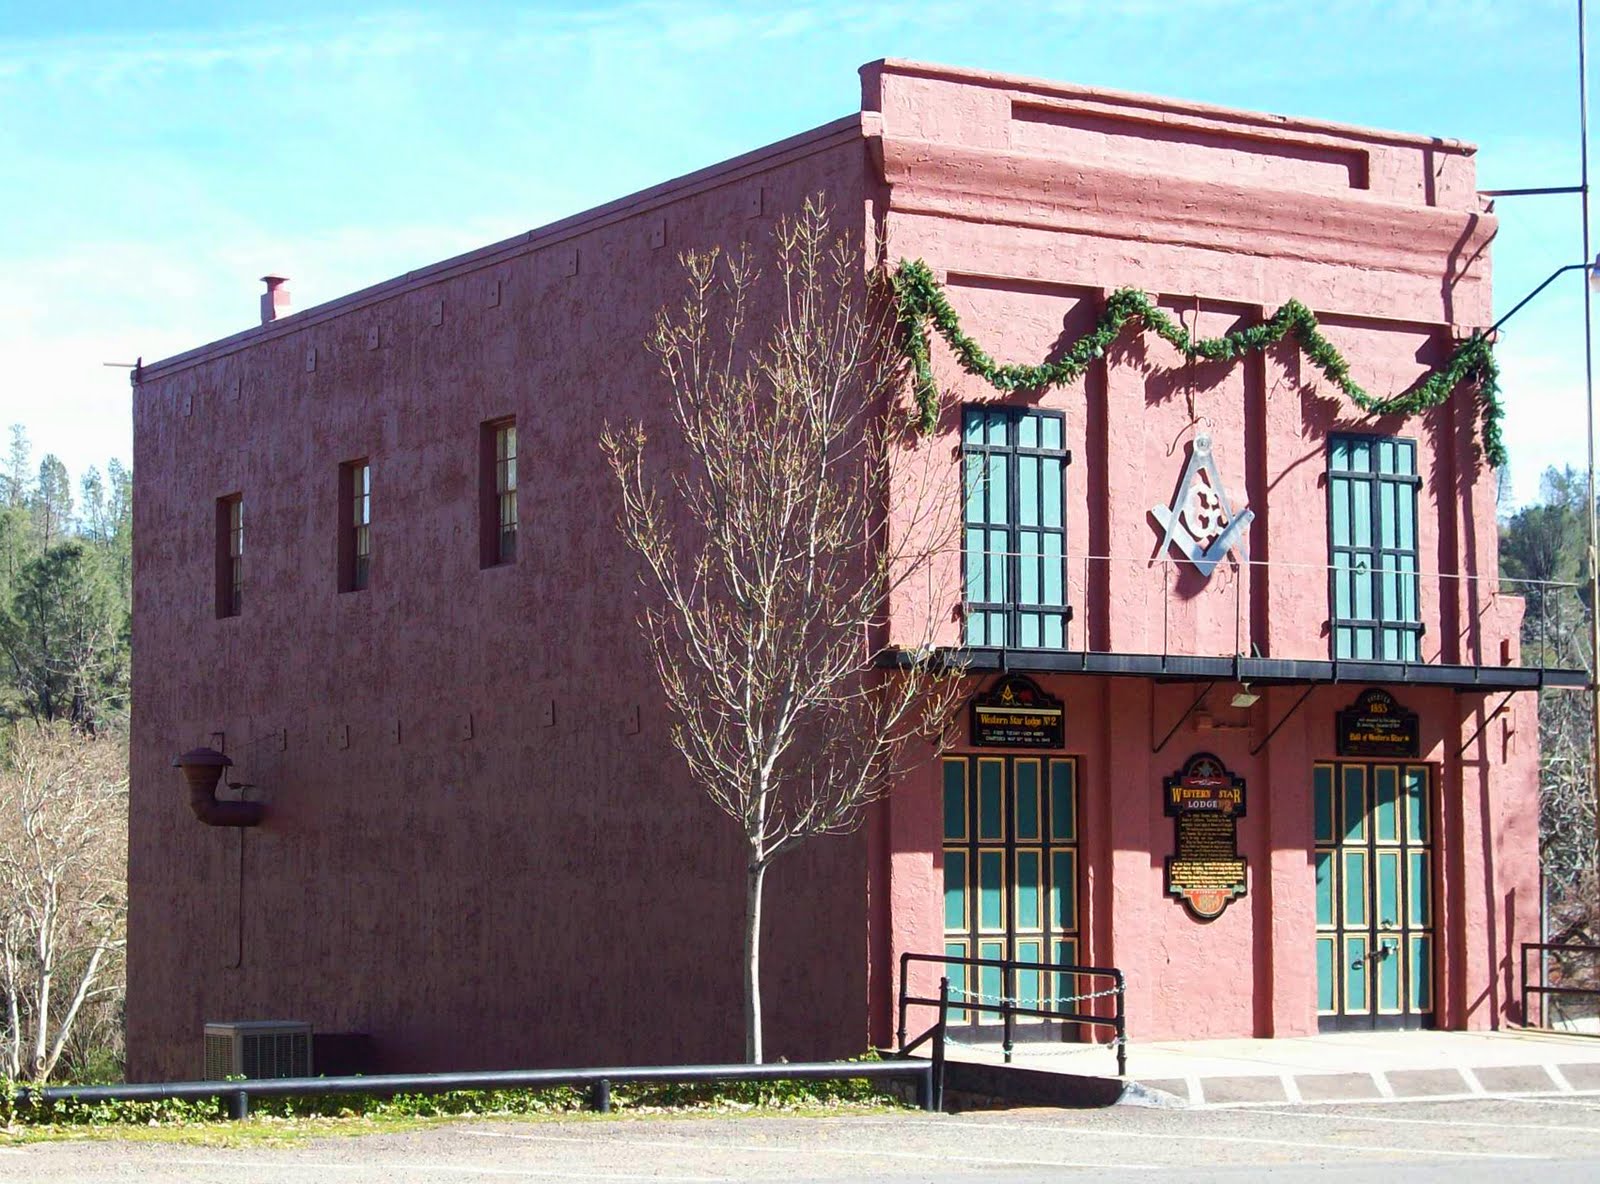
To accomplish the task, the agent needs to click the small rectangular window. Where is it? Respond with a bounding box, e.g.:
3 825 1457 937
339 460 371 592
481 418 517 567
216 494 243 618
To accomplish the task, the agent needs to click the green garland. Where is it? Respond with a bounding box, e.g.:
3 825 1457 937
891 259 1504 467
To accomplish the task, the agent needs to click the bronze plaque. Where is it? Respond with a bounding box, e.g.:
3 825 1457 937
1336 688 1419 758
969 674 1064 749
1163 752 1248 920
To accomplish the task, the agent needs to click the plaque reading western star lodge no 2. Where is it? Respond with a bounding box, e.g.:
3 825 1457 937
969 674 1065 749
1164 752 1248 920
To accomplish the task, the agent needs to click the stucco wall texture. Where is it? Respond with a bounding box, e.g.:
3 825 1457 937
130 60 1532 1079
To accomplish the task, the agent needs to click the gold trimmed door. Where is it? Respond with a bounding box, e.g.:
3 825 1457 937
941 754 1081 1037
1314 762 1434 1031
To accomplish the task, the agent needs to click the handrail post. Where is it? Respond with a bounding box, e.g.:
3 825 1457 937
998 960 1011 1062
898 951 909 1053
1082 554 1091 661
933 976 949 1113
1521 943 1531 1027
1234 558 1243 659
229 1088 249 1121
1002 963 1014 1065
591 1078 612 1113
1115 970 1127 1077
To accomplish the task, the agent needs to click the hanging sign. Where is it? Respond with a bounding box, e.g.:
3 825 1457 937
969 674 1065 749
1149 432 1254 578
1163 752 1248 921
1336 688 1420 758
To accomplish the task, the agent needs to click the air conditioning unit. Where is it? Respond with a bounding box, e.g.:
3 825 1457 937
203 1021 313 1080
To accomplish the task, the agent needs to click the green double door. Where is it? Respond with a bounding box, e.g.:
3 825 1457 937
941 754 1080 1033
1314 762 1435 1031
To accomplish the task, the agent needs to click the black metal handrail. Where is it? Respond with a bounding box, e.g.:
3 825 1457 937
1522 941 1600 1033
897 951 1127 1095
15 1059 937 1120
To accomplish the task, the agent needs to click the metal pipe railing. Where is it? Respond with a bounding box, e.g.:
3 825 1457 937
15 1058 938 1120
898 951 1126 1079
938 546 1589 674
1522 940 1600 1034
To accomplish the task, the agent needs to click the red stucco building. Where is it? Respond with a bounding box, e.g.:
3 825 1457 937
128 60 1575 1080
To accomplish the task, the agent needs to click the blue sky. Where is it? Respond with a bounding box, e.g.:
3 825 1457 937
0 0 1586 508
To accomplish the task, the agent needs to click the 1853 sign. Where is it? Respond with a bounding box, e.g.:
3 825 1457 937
1164 752 1248 921
1336 688 1419 758
969 675 1064 749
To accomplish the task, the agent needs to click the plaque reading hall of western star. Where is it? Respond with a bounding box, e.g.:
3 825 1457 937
1163 752 1248 921
1336 688 1419 758
969 674 1065 749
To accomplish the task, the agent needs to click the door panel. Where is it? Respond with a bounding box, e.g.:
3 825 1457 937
1315 761 1434 1031
942 754 1081 1038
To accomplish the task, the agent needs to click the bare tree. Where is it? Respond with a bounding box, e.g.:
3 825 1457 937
1502 467 1599 917
602 198 963 1063
0 724 127 1082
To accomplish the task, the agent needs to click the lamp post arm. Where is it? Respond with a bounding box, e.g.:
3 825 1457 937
1490 262 1592 336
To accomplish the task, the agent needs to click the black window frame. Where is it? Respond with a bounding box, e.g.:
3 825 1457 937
1326 432 1423 662
960 405 1073 650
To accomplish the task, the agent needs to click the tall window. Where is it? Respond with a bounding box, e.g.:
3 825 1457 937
217 494 243 618
481 418 517 567
962 406 1070 648
1328 434 1420 661
340 460 371 592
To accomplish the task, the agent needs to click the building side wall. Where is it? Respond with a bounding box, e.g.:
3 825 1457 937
129 133 874 1080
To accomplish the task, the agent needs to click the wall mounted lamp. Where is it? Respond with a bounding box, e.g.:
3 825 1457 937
174 747 264 827
1229 683 1261 709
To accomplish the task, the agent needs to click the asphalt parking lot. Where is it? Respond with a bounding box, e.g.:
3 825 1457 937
7 1093 1600 1182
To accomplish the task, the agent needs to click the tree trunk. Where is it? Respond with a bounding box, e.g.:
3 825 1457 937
743 859 767 1064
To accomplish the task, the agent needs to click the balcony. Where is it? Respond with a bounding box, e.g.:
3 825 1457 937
931 553 1591 692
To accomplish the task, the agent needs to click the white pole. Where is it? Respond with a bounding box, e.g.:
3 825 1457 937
1580 0 1600 876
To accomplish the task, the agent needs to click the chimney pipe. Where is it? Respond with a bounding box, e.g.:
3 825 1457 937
260 275 291 325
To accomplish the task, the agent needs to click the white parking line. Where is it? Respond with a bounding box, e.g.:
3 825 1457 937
1503 1096 1600 1113
1200 1087 1600 1110
466 1128 1160 1172
164 1159 718 1182
866 1116 1544 1160
1234 1107 1600 1135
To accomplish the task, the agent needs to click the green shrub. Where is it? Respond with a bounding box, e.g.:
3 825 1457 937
1 1063 906 1130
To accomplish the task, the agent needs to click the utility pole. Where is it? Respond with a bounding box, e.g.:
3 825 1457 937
1580 0 1600 875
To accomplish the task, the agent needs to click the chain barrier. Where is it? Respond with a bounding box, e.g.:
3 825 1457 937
944 1033 1126 1059
948 982 1125 1009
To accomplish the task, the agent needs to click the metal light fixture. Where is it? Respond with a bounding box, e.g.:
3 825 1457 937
1230 683 1260 709
174 747 264 827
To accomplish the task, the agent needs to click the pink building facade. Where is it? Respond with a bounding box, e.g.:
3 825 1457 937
128 61 1570 1080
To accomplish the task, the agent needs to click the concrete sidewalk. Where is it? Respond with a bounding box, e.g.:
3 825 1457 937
943 1028 1600 1106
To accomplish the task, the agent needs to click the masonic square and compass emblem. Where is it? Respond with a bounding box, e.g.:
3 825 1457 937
1149 432 1254 578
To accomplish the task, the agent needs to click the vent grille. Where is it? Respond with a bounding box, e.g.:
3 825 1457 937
203 1033 234 1081
203 1021 312 1080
